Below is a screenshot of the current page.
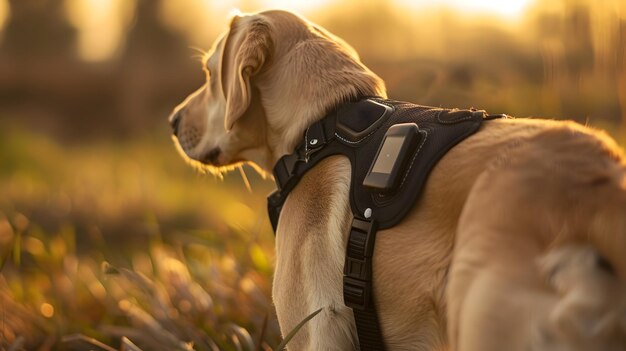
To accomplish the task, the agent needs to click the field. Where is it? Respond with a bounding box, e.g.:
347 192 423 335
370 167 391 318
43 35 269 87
0 126 282 350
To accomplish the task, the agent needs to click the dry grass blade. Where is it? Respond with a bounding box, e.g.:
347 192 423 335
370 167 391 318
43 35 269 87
61 334 116 351
254 313 269 351
101 325 192 351
122 302 193 350
120 336 143 351
102 261 120 275
118 268 159 296
238 165 253 193
228 324 254 351
99 326 154 347
274 308 322 351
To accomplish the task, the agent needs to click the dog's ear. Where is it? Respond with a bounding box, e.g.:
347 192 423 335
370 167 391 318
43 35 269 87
221 15 272 131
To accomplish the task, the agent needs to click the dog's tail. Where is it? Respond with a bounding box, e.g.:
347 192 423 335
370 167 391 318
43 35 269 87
535 245 626 350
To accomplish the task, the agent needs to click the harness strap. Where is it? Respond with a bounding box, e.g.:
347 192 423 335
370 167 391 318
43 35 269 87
343 218 385 350
353 309 386 350
268 115 337 231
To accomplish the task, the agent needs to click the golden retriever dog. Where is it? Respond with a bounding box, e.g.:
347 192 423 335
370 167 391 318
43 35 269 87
169 10 626 350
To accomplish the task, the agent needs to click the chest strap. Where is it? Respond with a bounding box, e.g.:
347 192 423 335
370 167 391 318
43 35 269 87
344 217 385 350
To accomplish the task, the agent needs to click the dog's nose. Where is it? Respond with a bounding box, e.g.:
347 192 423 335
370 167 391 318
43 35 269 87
169 109 183 135
204 147 221 164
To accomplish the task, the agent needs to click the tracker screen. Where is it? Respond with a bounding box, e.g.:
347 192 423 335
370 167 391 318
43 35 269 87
371 136 404 174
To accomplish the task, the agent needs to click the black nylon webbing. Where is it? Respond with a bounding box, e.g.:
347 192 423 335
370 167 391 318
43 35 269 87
354 308 385 350
343 217 386 350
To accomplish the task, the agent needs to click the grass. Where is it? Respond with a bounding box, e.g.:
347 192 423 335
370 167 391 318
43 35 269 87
0 126 284 350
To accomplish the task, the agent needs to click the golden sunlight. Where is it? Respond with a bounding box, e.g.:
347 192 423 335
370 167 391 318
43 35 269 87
396 0 532 18
158 0 331 47
0 0 9 33
260 0 332 13
158 0 229 45
64 0 136 61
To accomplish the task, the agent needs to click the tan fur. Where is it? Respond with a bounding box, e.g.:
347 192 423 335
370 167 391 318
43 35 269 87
170 10 626 350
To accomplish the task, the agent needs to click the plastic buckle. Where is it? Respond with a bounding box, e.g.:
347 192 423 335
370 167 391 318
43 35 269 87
273 145 306 190
273 158 291 191
305 121 327 161
343 218 377 310
344 276 370 310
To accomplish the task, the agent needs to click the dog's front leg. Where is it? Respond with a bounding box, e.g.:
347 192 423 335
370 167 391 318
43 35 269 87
272 156 357 350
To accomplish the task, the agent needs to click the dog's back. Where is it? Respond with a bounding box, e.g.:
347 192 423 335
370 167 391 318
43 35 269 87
448 122 626 351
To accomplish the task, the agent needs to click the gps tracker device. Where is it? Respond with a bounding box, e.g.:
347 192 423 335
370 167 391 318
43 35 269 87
363 123 421 192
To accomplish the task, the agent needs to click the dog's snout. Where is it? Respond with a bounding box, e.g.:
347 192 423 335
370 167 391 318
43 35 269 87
169 109 183 135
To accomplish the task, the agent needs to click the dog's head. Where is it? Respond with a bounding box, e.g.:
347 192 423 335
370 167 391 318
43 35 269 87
168 13 274 176
169 10 386 176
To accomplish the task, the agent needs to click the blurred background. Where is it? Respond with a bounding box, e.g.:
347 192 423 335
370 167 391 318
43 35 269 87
1 0 625 350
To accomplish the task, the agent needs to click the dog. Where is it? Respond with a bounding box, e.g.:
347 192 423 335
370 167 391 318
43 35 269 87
169 10 626 350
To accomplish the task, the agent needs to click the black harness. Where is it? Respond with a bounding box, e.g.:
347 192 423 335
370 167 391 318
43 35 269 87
268 97 505 350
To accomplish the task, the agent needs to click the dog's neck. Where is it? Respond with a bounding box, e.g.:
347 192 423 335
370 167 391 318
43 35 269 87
255 30 387 171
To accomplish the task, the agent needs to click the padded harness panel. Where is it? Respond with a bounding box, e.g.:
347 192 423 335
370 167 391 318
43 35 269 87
268 98 486 231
